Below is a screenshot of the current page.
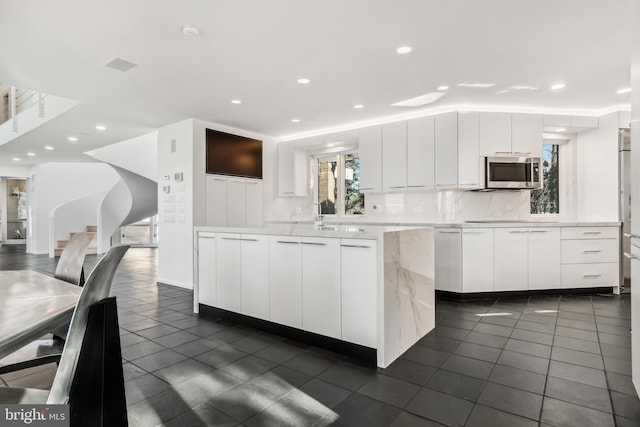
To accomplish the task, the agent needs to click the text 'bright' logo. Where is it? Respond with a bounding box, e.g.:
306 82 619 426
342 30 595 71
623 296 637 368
2 407 66 425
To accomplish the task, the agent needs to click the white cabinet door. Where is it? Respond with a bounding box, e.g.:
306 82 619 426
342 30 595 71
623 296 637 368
435 112 458 189
457 112 482 189
341 239 377 347
479 112 511 156
632 122 640 239
382 121 407 191
245 180 263 227
227 180 247 227
198 233 217 306
216 233 241 312
511 113 542 158
528 228 561 290
359 126 383 193
277 141 307 197
205 175 227 226
269 236 302 328
302 237 341 339
494 228 529 291
462 229 494 292
240 234 269 320
435 229 462 292
407 116 435 190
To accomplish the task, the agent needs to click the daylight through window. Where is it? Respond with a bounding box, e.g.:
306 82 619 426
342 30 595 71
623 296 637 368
531 144 559 214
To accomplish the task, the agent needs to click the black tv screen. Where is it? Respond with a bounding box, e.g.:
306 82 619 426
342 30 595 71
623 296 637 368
206 129 263 179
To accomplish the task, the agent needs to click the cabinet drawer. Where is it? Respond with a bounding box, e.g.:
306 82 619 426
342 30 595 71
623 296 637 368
561 239 619 264
561 263 619 288
561 227 618 240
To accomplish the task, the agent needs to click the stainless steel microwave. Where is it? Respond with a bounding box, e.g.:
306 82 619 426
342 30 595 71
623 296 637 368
486 156 542 189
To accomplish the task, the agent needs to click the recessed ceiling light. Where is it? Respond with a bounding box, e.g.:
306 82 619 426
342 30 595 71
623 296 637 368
231 99 242 104
27 152 35 156
392 92 446 107
12 157 21 161
457 82 496 88
44 146 54 150
510 85 538 91
437 85 449 91
68 136 78 142
497 90 510 94
291 118 301 123
617 87 632 94
353 104 364 109
551 83 566 90
182 26 200 36
396 46 412 54
297 78 310 84
327 143 335 147
555 128 566 132
95 125 107 131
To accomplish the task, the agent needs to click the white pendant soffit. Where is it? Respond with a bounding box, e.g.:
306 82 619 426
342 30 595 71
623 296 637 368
391 92 446 107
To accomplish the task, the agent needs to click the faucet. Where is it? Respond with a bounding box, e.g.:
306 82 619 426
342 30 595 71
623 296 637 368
314 203 324 226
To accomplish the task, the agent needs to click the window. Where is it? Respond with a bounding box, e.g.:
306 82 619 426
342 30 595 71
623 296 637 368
531 143 559 214
316 152 364 216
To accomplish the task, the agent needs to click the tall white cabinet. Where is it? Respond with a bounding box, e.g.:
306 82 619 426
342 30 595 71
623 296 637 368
205 175 263 228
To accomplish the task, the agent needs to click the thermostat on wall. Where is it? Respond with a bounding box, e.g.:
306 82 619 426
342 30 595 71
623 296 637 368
174 172 183 182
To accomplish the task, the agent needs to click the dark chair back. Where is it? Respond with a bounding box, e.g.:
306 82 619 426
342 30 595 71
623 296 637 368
55 232 94 286
47 245 129 404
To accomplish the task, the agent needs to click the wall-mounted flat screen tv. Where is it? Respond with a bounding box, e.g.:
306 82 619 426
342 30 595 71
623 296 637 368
206 128 263 179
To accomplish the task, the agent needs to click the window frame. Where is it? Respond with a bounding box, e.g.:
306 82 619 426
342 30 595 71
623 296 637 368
530 139 570 218
311 147 363 217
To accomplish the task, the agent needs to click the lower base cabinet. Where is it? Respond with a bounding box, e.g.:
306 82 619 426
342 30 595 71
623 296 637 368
435 225 617 293
268 236 302 328
302 237 341 339
198 232 379 348
341 239 377 348
240 234 269 320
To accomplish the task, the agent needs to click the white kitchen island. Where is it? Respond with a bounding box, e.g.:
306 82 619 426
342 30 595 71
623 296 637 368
193 225 434 368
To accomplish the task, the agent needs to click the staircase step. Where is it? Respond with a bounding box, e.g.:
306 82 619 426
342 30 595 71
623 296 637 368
86 225 97 232
57 240 69 248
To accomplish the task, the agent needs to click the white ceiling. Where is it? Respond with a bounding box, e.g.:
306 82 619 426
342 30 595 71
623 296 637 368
0 0 632 166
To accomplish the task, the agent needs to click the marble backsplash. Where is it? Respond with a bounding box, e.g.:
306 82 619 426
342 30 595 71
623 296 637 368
267 190 532 224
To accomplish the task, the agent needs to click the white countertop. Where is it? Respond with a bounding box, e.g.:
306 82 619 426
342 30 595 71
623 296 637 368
194 224 430 240
264 219 621 229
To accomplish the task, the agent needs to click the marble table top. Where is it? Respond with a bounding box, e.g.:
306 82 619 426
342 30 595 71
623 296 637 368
0 270 81 360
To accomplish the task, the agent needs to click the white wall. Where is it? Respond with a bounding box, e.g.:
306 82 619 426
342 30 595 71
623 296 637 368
50 192 105 257
86 131 158 182
27 163 119 254
576 112 623 221
0 95 78 147
157 118 194 288
157 118 271 289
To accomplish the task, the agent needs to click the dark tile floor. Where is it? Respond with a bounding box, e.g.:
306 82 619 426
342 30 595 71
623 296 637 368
2 245 640 426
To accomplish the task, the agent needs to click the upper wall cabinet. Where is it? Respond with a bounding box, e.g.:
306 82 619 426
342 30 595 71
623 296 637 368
434 112 482 190
382 122 408 191
359 126 383 193
277 140 308 197
479 113 542 158
543 115 598 129
407 116 435 190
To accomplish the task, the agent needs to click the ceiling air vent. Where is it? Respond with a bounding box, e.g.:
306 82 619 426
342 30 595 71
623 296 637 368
104 58 138 72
